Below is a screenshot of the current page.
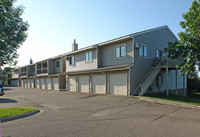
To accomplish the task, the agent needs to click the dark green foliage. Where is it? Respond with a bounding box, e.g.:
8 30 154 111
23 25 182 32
3 67 13 85
165 0 200 78
187 77 200 95
0 0 29 66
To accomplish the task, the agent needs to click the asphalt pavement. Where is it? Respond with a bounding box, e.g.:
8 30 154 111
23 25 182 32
1 87 200 137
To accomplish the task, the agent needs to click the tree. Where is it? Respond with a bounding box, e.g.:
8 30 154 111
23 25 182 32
0 0 29 66
2 67 13 85
165 0 200 78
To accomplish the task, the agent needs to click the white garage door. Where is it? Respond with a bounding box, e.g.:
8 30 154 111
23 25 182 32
30 79 34 88
36 79 40 89
21 80 24 87
109 73 127 96
68 76 76 92
41 78 46 89
46 78 52 90
27 79 31 88
24 79 28 88
79 75 89 93
11 80 18 87
92 74 106 94
52 77 59 90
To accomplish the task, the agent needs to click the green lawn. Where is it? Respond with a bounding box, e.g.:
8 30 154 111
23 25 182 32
142 93 200 106
0 107 36 118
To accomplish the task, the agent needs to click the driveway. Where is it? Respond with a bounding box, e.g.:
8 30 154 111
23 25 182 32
1 87 200 137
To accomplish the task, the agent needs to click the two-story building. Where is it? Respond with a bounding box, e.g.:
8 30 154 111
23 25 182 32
64 26 187 96
16 56 66 91
12 26 187 96
11 68 20 86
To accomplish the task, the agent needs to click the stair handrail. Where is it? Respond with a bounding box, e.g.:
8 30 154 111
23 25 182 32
132 57 160 96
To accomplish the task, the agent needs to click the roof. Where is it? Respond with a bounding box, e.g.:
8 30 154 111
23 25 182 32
62 45 97 56
18 25 178 68
65 64 132 75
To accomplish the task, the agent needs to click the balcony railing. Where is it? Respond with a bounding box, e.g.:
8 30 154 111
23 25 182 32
21 72 27 76
161 57 182 68
37 68 48 74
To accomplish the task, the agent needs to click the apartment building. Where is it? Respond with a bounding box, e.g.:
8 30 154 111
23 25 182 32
11 26 187 96
11 68 20 86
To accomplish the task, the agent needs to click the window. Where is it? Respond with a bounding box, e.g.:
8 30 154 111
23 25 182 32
85 51 92 62
69 56 74 65
14 70 18 74
156 49 164 59
139 45 147 57
55 60 60 68
115 45 126 58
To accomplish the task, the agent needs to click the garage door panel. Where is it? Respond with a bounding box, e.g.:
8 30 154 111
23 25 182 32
110 73 127 96
36 79 40 89
24 79 27 88
68 76 76 92
30 79 34 88
92 75 106 94
27 79 31 88
52 77 59 90
41 78 46 89
46 78 52 90
79 75 89 93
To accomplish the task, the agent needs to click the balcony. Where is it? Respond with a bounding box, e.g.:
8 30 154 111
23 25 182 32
37 68 48 74
161 57 182 69
21 72 27 77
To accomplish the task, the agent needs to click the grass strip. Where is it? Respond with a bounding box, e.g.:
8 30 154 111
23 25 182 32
142 93 200 106
0 107 36 118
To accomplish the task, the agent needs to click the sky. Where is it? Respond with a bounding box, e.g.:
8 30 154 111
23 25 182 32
14 0 193 67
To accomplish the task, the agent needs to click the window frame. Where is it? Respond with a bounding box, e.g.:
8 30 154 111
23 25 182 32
139 44 148 58
55 60 61 69
85 51 93 63
156 49 164 59
114 44 126 59
68 55 75 66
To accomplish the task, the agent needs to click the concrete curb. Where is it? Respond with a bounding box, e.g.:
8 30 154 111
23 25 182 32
136 97 200 109
1 109 40 123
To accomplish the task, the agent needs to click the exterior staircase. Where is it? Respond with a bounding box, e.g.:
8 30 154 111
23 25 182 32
132 61 161 96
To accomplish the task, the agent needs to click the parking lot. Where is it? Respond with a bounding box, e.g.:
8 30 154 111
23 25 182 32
1 87 200 137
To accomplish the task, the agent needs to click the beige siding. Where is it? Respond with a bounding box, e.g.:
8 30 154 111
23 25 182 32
66 49 97 72
109 73 127 95
99 39 133 67
92 74 106 94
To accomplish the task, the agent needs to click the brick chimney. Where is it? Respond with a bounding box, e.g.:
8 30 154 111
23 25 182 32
30 58 33 64
72 39 78 51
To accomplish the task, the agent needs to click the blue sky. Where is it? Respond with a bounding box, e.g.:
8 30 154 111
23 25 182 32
15 0 193 67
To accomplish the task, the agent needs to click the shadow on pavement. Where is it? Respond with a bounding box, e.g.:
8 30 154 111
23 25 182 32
0 98 18 103
3 88 13 91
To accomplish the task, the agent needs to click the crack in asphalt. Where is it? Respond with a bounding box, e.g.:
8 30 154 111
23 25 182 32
17 97 45 109
152 107 182 121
